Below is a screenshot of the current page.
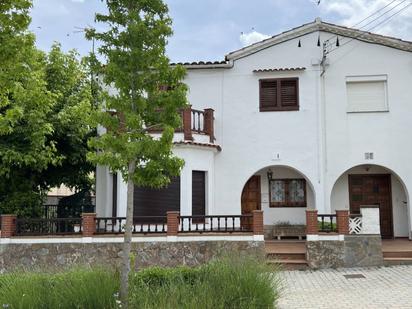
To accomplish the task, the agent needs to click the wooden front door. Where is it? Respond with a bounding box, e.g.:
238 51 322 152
349 174 393 238
241 175 261 229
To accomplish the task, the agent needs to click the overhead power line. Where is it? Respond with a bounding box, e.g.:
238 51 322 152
328 1 412 53
352 0 399 29
352 0 408 32
323 0 409 50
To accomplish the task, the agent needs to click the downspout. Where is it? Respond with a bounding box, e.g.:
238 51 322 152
320 69 328 213
316 39 329 214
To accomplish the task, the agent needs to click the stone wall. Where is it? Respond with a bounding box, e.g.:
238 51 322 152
307 240 345 268
307 235 383 269
0 240 265 272
344 235 383 267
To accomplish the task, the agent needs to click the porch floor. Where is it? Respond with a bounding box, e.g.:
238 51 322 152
382 239 412 252
382 239 412 265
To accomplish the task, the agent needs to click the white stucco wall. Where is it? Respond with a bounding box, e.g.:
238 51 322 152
321 31 412 237
184 31 324 219
172 146 216 216
96 26 412 238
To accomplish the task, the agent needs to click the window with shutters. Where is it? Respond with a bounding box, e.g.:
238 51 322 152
346 76 388 112
133 176 180 222
259 78 299 111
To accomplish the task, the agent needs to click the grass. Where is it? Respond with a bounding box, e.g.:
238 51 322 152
0 268 119 309
0 255 280 309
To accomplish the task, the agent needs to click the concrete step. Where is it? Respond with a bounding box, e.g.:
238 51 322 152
383 251 412 258
265 241 306 254
384 257 412 266
267 259 309 270
266 252 306 260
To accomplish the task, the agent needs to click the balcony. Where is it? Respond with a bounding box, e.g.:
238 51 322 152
180 106 215 143
107 107 216 146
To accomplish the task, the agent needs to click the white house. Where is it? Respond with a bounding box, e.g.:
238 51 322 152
96 18 412 240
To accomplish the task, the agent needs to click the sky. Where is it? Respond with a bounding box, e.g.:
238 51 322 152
30 0 412 63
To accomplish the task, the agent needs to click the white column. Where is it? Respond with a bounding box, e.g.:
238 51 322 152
95 165 112 217
315 183 327 214
117 172 127 217
180 165 192 216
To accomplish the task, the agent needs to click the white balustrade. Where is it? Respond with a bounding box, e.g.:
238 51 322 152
349 216 362 234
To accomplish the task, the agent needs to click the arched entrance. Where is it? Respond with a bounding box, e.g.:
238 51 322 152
330 164 409 238
241 165 316 239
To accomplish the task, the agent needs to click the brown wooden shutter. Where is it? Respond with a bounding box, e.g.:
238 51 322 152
280 79 298 107
192 171 206 217
260 80 277 111
259 78 299 111
134 176 180 222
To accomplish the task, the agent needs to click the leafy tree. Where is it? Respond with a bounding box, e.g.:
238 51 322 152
87 0 187 306
40 43 95 192
0 1 95 215
0 0 57 215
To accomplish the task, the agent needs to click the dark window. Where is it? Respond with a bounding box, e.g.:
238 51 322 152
259 78 299 111
133 177 180 221
112 173 117 217
269 179 306 207
192 171 206 217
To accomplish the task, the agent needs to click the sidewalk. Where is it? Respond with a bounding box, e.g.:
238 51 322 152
278 265 412 309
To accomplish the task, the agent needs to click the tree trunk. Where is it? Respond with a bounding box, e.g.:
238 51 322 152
120 160 136 308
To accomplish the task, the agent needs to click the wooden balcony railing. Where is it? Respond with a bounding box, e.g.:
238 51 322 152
181 106 214 142
15 217 83 236
109 107 215 143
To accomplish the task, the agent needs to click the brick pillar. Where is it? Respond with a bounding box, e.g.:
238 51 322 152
306 209 318 234
336 210 350 235
1 215 17 238
82 213 96 237
203 108 215 143
252 210 264 235
167 211 179 236
182 106 193 141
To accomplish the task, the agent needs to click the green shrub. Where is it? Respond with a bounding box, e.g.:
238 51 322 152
0 255 280 309
129 255 280 309
132 265 202 287
0 268 119 309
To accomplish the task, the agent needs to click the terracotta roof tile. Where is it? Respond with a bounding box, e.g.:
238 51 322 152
171 60 228 66
253 67 306 73
174 141 221 151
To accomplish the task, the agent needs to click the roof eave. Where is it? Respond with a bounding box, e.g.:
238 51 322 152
225 20 412 61
226 21 318 61
171 61 233 70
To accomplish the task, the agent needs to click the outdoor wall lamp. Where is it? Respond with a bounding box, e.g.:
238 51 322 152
267 169 273 181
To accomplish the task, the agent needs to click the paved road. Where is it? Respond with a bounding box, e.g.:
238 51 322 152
277 265 412 309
